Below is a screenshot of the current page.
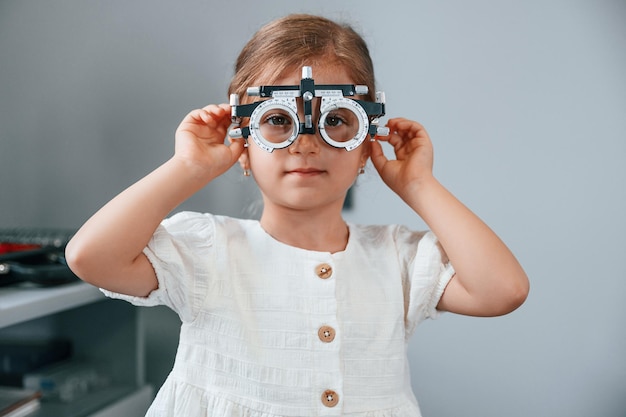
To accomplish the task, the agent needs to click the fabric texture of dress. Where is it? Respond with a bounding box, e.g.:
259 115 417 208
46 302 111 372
102 212 455 417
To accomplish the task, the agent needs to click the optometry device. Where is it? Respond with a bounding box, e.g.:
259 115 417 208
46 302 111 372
229 66 389 152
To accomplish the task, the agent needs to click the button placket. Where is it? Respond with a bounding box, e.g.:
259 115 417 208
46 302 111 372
311 258 342 414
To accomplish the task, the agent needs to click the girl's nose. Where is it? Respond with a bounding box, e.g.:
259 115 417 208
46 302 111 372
288 132 321 154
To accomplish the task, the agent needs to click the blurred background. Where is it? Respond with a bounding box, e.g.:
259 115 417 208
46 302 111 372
1 1 625 416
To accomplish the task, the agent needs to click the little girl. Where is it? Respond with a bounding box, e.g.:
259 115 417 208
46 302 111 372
66 14 529 417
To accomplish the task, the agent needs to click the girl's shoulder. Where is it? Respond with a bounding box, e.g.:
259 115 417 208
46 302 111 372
349 222 430 246
163 212 256 231
158 212 257 248
348 223 443 265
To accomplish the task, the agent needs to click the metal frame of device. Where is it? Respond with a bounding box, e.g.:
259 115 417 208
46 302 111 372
229 66 389 152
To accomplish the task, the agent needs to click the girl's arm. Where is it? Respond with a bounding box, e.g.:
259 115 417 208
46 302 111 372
370 118 529 316
65 104 244 297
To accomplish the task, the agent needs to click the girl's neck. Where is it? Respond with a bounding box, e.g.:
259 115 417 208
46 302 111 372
260 207 349 253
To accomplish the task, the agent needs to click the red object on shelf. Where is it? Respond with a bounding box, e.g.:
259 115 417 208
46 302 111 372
0 243 41 255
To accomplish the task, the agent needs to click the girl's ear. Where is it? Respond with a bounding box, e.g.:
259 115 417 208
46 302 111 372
360 140 372 167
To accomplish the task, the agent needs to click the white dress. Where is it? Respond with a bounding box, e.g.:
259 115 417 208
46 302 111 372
102 212 455 417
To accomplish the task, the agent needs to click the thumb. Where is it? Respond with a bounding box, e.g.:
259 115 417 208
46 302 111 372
228 138 247 165
369 140 388 173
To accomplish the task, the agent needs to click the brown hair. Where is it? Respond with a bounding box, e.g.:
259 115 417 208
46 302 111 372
228 14 376 102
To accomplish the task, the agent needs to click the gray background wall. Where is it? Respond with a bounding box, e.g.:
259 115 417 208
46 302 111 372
1 1 625 416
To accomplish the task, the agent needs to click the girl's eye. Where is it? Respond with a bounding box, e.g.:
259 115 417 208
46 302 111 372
264 114 291 126
325 114 346 127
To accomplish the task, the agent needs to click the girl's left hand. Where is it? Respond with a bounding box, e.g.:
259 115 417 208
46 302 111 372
372 118 529 317
370 118 435 198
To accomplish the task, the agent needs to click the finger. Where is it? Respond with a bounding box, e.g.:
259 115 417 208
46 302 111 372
191 107 232 134
228 137 246 163
201 103 231 114
369 139 388 172
386 117 424 131
386 131 406 148
374 127 409 156
387 118 429 141
373 132 391 142
189 104 229 125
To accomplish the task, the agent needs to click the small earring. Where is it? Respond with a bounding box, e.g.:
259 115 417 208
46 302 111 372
243 168 251 177
358 166 365 175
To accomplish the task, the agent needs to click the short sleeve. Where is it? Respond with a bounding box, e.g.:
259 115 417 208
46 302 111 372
100 211 215 322
396 228 455 337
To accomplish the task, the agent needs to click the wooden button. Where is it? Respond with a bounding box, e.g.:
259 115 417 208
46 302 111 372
321 389 339 407
318 326 336 343
316 263 333 279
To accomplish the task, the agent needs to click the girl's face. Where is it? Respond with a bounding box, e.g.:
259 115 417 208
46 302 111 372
239 64 370 213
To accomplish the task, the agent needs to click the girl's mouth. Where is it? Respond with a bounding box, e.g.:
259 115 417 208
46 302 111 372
286 168 325 176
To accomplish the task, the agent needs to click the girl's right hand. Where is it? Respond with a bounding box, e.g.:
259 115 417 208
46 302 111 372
173 103 246 181
66 104 246 298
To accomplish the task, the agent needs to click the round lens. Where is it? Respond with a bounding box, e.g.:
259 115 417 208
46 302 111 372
259 109 296 144
322 108 360 143
319 98 369 151
249 98 299 152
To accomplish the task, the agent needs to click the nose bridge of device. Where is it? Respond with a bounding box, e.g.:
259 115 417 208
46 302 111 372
290 120 323 151
295 97 322 124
